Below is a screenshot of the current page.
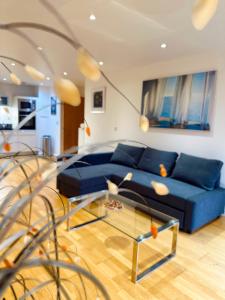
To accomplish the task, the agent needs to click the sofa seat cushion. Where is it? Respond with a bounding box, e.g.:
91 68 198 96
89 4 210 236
138 147 178 176
111 169 205 211
110 143 145 168
57 163 134 189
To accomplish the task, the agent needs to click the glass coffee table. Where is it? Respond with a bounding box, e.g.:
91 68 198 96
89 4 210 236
67 190 179 283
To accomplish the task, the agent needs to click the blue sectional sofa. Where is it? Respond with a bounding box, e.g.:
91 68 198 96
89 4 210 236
57 143 225 233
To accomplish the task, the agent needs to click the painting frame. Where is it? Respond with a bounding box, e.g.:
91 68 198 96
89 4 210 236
141 70 216 131
91 87 106 113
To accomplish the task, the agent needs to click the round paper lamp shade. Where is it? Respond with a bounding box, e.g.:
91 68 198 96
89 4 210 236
107 180 119 195
25 65 45 81
54 78 81 107
151 181 169 196
139 115 149 132
192 0 218 30
10 73 21 85
85 126 91 137
124 172 133 181
77 48 101 81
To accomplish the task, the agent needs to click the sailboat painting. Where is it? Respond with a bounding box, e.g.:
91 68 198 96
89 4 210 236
141 71 216 130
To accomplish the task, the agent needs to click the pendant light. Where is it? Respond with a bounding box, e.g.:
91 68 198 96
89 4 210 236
192 0 218 30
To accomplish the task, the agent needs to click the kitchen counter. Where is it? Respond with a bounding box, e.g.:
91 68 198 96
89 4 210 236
17 130 36 134
0 130 36 134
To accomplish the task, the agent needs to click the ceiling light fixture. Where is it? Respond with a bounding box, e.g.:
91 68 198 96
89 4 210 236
37 46 43 51
11 62 16 66
3 78 7 81
161 43 167 49
46 76 51 80
192 0 218 30
99 61 104 66
63 72 68 76
89 14 96 21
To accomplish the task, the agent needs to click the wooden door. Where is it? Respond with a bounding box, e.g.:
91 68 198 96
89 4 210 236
62 97 84 152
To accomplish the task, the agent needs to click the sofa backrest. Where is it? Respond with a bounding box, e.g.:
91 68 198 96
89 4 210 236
110 143 223 190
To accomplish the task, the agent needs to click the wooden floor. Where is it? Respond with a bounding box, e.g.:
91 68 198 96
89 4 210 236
1 158 225 299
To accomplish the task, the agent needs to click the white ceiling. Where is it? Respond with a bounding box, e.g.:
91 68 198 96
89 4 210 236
0 0 224 87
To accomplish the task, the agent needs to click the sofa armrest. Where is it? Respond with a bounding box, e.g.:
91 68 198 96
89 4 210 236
185 188 225 232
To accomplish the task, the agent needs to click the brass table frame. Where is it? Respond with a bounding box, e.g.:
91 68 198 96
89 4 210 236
67 190 179 283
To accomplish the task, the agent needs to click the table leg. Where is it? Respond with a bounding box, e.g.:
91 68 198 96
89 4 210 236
67 200 71 231
171 222 179 254
131 221 179 283
131 240 139 283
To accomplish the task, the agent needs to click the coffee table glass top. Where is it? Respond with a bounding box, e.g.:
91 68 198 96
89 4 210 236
69 190 178 241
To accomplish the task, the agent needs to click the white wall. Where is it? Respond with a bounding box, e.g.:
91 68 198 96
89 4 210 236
85 53 225 186
37 87 61 156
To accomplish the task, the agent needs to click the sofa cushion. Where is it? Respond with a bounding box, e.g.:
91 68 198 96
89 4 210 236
111 168 205 211
171 153 223 191
138 147 178 176
110 143 144 168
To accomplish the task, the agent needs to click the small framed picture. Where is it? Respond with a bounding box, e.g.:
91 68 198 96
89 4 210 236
0 96 8 106
51 96 57 115
91 87 106 113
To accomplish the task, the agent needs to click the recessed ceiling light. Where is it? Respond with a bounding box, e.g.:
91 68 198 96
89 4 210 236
99 61 104 66
46 77 51 81
11 62 16 67
63 72 68 76
89 14 96 21
37 46 43 51
3 78 7 81
161 43 167 49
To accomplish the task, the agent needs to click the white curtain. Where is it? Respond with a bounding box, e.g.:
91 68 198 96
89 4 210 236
174 74 193 124
171 76 183 120
143 79 166 119
152 78 167 118
200 71 215 125
143 81 157 116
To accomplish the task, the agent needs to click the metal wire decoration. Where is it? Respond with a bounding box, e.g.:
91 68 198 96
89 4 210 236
0 1 194 298
0 131 170 299
0 141 114 299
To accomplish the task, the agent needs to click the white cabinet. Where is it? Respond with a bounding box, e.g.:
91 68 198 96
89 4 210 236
0 130 37 154
17 131 37 152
